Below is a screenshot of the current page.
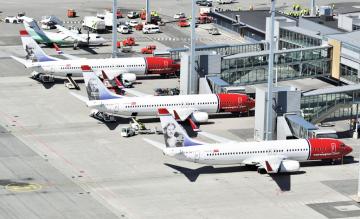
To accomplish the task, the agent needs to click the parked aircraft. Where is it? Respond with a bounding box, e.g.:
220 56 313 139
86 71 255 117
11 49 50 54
11 30 180 84
72 65 255 123
23 17 107 47
155 108 352 174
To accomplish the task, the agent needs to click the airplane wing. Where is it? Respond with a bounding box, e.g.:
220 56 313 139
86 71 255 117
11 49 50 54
242 155 286 174
53 43 83 60
55 25 86 42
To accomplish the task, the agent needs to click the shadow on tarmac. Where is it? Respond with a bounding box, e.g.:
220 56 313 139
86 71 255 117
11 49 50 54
164 163 254 182
164 157 356 191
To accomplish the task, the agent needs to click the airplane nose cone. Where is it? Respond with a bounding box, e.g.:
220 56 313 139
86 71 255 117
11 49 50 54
345 146 353 155
247 98 255 109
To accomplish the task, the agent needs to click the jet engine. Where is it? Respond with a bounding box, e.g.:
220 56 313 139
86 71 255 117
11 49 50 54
190 111 208 123
279 160 300 173
121 73 136 84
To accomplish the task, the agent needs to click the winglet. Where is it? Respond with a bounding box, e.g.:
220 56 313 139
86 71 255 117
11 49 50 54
53 43 63 54
114 76 124 88
265 161 273 172
187 118 200 132
173 110 181 120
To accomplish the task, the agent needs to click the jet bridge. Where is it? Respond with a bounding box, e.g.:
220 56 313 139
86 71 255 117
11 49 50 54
283 114 318 139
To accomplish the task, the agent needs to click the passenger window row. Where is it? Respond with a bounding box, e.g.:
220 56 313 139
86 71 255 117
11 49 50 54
60 64 145 70
206 148 308 156
125 102 217 108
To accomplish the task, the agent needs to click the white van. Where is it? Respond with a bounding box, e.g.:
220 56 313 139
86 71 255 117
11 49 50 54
117 25 129 34
82 16 106 33
142 24 160 34
217 0 233 4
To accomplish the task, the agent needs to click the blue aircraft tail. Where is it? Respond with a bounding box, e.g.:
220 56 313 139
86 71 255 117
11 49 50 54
81 65 124 101
158 108 204 148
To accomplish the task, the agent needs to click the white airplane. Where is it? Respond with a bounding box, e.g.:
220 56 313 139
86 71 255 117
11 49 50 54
11 30 180 84
154 108 352 174
23 17 107 47
72 65 255 123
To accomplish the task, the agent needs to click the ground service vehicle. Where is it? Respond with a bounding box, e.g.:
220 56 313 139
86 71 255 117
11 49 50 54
122 37 135 46
198 0 212 6
128 20 139 27
208 27 220 35
117 25 130 34
174 13 186 19
135 23 143 31
127 11 139 19
217 0 233 4
121 127 136 137
143 24 160 34
4 16 22 23
82 16 106 33
197 15 213 24
178 18 190 27
141 45 156 54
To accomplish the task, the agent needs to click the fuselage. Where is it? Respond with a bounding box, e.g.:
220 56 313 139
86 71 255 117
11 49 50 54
36 57 180 78
163 138 352 165
90 93 255 117
29 28 106 46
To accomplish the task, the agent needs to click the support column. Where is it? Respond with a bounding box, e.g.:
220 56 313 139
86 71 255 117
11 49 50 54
146 0 150 23
265 0 276 140
189 0 196 94
112 0 118 58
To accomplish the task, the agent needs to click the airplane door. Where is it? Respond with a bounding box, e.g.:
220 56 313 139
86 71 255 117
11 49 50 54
164 60 169 68
194 151 200 163
114 105 119 114
331 143 336 154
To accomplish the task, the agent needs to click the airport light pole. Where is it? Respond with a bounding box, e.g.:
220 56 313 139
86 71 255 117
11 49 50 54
265 0 276 141
189 0 196 94
146 0 150 23
310 0 315 16
112 0 118 58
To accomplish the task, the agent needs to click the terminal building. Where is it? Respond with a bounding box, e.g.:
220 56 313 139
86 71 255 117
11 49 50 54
164 5 360 140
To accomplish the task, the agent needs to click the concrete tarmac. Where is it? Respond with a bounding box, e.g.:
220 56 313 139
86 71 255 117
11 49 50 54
0 0 359 218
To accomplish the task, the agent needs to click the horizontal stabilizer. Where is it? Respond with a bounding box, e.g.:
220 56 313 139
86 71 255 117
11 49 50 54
10 56 40 68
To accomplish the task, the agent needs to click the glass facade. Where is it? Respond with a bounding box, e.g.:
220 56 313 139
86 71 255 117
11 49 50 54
301 91 360 122
168 43 266 61
341 64 359 83
220 46 331 85
353 24 360 31
279 28 322 49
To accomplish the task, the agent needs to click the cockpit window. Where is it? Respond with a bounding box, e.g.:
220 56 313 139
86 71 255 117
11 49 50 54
340 143 345 147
